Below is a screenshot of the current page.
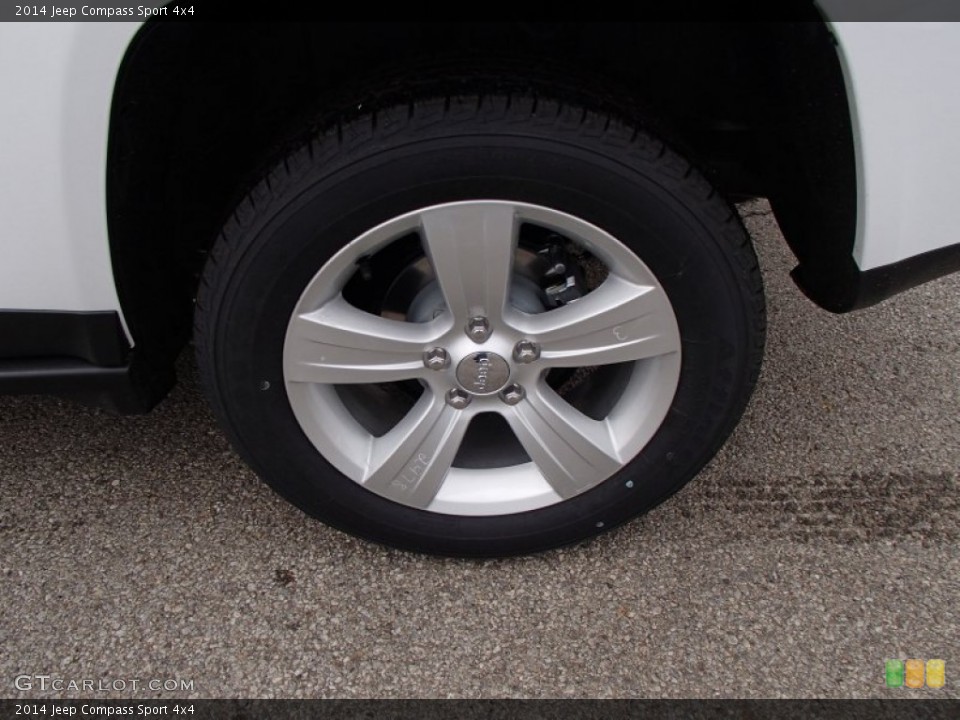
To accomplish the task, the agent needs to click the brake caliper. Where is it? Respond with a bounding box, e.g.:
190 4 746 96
537 235 588 308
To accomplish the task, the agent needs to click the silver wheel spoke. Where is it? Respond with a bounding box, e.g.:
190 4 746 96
364 394 471 508
504 380 622 498
419 202 518 322
285 295 437 384
284 201 682 516
516 275 680 367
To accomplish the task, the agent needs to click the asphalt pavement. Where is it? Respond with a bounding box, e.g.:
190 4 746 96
1 201 957 698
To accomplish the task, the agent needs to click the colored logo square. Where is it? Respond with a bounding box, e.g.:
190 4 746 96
905 659 925 688
926 659 945 689
885 659 904 687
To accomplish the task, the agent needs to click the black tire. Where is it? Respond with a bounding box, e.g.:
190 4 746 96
195 92 765 557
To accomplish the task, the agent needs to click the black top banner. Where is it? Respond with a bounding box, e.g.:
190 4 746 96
3 2 960 22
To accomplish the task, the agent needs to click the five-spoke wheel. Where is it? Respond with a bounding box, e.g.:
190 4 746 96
195 92 764 555
283 201 682 515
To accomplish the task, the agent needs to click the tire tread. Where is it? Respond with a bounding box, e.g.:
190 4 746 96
194 87 766 554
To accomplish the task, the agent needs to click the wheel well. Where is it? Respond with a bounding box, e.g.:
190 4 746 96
107 17 855 373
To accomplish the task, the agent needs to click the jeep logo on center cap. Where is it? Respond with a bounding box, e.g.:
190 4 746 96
456 352 510 395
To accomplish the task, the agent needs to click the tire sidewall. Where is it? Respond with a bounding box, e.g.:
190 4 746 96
206 124 756 556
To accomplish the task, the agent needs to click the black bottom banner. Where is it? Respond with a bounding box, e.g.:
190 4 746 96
1 700 958 719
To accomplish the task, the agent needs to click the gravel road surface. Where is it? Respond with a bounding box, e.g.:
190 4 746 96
1 201 957 698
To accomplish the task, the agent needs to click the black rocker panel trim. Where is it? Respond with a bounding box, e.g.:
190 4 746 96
0 310 130 366
0 356 173 415
792 241 960 314
0 311 173 414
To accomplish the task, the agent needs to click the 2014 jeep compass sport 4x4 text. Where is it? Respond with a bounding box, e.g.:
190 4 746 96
1 13 958 555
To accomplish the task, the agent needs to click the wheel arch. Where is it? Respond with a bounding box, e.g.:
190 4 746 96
106 17 858 381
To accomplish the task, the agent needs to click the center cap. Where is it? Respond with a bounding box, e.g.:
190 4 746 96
456 352 511 395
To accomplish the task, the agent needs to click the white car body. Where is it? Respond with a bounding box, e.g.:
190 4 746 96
2 16 958 553
0 18 958 407
828 22 960 269
2 21 960 340
0 23 134 323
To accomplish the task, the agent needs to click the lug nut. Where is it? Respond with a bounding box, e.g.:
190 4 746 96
466 316 491 343
423 347 450 371
446 388 472 409
513 339 540 364
499 383 525 405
